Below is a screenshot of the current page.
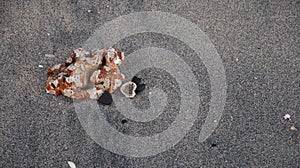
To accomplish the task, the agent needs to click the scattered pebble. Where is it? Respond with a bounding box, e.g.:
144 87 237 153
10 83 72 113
290 126 297 131
38 64 44 68
87 9 92 13
253 91 257 96
131 76 146 93
136 84 146 93
132 76 142 85
283 114 291 121
121 76 147 98
213 120 217 123
121 119 128 124
98 91 113 105
67 161 76 168
211 143 217 147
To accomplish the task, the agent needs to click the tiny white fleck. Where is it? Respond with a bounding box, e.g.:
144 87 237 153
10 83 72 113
254 77 258 80
235 58 239 61
67 161 76 168
47 33 50 36
45 54 56 58
38 65 44 68
88 9 92 13
213 120 217 123
149 92 152 95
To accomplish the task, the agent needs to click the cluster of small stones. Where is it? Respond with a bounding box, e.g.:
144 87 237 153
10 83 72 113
120 76 146 98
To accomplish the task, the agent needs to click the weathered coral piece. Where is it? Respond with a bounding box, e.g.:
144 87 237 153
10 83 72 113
120 82 137 98
45 48 125 99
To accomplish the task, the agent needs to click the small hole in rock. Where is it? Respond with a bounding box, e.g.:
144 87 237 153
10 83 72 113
51 83 56 88
211 143 217 147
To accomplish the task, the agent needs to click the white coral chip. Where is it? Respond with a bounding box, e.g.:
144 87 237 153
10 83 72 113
120 82 137 98
45 48 125 99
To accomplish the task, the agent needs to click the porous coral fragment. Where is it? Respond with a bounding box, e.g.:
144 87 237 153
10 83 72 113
120 82 137 98
46 48 125 99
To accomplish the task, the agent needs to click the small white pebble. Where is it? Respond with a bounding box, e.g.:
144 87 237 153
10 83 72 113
38 65 44 68
149 92 152 95
290 126 297 131
87 9 92 13
213 120 217 123
47 33 50 36
235 58 239 61
283 114 291 121
67 161 76 168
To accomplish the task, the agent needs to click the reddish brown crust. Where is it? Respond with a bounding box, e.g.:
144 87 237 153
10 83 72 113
45 83 52 91
65 52 77 66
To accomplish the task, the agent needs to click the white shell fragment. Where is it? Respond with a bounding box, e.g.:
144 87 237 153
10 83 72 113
67 161 76 168
290 126 297 131
120 82 137 98
45 48 125 99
